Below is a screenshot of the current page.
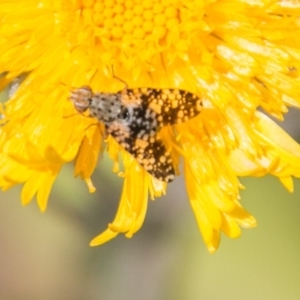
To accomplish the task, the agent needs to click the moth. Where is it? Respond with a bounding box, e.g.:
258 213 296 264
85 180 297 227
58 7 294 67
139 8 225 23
70 85 203 182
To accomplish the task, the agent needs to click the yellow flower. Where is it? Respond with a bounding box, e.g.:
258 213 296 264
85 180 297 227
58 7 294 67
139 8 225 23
1 0 300 253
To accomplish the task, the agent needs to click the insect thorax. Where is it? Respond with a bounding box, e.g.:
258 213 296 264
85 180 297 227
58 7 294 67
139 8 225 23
88 92 128 123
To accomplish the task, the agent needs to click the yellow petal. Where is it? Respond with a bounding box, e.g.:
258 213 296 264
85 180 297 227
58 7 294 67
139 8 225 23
1 0 300 252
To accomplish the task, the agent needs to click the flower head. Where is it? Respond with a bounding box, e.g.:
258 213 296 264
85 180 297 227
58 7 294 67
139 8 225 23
1 0 300 252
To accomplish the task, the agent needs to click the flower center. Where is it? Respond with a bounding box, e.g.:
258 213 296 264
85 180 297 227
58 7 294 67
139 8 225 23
80 0 179 40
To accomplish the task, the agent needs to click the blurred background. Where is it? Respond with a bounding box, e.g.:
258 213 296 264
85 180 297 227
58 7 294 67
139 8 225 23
1 90 300 300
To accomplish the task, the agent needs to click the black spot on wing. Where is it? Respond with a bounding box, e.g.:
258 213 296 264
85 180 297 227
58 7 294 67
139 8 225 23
132 137 175 182
138 88 203 127
106 123 175 182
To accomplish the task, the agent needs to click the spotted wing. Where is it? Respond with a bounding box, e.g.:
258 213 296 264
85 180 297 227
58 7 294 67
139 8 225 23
73 86 202 182
106 122 175 183
123 88 203 127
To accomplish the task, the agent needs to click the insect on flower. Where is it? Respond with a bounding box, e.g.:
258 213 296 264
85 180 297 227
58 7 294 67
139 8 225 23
70 80 203 182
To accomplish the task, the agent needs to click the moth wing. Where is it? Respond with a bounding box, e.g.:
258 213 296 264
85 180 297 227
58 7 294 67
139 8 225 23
138 88 203 127
107 123 175 182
